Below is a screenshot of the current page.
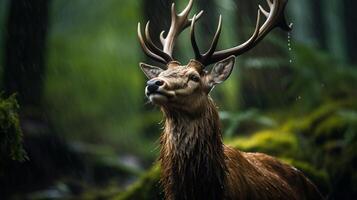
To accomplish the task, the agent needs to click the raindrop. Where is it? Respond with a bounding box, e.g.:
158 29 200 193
288 32 293 64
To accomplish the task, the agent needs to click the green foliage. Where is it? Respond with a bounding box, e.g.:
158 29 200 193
220 109 277 137
0 95 27 163
288 43 357 109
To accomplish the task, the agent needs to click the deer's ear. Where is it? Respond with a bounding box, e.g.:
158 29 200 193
207 56 235 87
140 63 164 79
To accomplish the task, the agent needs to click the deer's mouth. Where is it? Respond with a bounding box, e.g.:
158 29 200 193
146 89 175 104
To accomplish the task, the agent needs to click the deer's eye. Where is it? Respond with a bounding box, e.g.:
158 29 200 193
189 74 200 82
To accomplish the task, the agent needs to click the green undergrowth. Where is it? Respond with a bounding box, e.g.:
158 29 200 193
228 130 299 158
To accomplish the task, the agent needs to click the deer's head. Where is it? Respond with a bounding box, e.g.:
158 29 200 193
138 0 291 113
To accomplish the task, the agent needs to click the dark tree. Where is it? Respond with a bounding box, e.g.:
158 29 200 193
3 0 50 118
310 0 326 49
196 0 217 51
143 0 171 53
343 0 357 64
0 2 85 198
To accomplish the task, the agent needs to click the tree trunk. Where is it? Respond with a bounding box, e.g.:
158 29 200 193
343 0 357 64
311 0 327 49
289 0 315 45
323 0 347 63
3 0 50 120
196 0 217 51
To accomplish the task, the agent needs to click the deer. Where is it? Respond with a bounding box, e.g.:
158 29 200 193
137 0 324 199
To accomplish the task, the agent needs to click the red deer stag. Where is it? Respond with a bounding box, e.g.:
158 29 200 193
137 0 324 199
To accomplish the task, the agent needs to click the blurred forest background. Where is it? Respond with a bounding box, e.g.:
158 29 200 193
0 0 356 199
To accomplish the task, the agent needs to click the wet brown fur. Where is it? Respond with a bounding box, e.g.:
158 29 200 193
150 63 324 200
159 98 323 200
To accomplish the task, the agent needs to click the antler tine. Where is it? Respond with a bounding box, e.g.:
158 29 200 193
137 23 167 65
160 10 203 55
161 0 201 57
185 10 203 29
160 31 166 45
144 22 173 64
191 15 223 67
258 5 269 17
201 0 292 65
260 0 292 32
267 0 273 7
175 0 203 28
160 10 203 45
179 0 194 17
190 14 201 60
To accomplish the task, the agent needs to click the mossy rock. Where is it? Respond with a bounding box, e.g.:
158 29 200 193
314 109 357 143
281 99 357 136
280 100 357 198
228 130 299 158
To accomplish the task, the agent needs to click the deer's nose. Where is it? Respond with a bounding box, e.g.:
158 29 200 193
147 79 164 93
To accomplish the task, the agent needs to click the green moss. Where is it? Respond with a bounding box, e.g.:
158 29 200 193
115 164 162 200
282 99 357 134
314 110 357 142
0 95 27 163
229 130 299 158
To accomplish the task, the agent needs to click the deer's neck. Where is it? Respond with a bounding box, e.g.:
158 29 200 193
159 99 227 200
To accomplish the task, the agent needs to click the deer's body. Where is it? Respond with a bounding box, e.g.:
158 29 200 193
136 0 323 199
160 97 322 200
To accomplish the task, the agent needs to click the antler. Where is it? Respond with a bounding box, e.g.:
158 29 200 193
138 0 203 67
191 0 292 66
